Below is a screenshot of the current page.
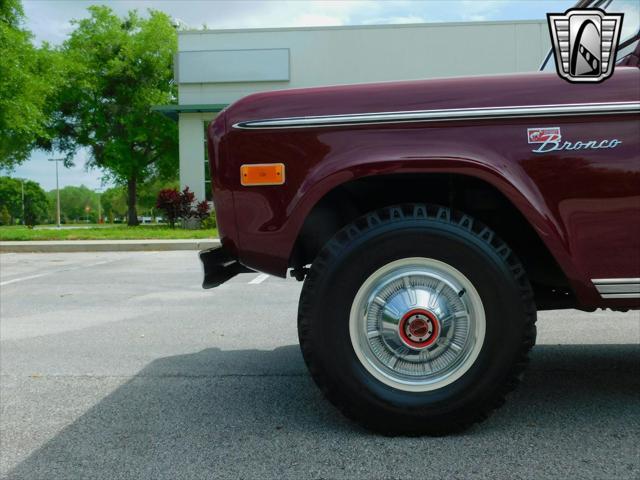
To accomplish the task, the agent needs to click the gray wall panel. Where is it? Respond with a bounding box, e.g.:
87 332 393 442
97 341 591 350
177 48 290 83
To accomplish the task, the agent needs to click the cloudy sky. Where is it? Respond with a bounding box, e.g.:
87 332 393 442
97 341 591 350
24 0 576 45
12 0 574 191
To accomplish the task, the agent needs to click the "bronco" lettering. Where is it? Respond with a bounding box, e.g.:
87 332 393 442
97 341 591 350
532 137 622 154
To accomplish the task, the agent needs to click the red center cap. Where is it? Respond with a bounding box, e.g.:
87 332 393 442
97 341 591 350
408 319 429 337
398 309 440 350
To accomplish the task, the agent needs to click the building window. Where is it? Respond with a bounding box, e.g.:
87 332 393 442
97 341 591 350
203 122 212 201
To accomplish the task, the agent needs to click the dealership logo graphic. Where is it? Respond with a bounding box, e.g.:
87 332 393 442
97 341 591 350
527 127 622 153
547 8 623 83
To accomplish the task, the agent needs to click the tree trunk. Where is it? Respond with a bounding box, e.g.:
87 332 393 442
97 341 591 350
127 176 139 226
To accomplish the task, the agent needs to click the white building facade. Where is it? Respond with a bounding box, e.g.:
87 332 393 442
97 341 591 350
156 20 551 201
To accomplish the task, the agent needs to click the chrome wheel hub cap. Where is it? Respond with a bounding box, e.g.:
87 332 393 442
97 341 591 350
399 309 440 349
349 257 486 392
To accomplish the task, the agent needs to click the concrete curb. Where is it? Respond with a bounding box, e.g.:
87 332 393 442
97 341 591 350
0 239 220 253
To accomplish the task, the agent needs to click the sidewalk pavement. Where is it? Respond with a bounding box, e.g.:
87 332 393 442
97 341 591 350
0 239 220 253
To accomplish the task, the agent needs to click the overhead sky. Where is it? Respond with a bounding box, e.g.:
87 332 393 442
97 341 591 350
11 0 574 191
24 0 576 45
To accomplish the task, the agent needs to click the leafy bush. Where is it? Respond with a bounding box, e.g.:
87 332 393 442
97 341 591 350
156 188 181 228
179 187 196 218
201 210 217 229
156 186 211 228
195 200 210 220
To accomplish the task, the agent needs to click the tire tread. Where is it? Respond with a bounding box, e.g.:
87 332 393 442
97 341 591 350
298 203 537 435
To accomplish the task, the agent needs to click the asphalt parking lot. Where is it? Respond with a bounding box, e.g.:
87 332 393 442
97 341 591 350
1 251 639 479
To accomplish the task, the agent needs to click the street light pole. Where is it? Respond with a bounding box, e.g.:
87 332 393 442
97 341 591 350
21 180 25 225
48 158 64 228
95 187 103 224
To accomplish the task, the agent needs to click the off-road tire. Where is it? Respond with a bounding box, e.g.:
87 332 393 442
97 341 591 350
297 204 536 435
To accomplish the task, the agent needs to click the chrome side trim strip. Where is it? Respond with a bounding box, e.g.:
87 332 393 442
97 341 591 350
601 292 640 299
592 278 640 299
233 102 640 130
592 278 640 284
596 284 640 294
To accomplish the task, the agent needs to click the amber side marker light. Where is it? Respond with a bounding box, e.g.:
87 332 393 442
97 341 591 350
240 163 285 186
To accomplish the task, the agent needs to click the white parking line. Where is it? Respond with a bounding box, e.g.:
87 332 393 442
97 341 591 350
0 273 50 287
248 273 269 284
88 260 111 267
0 259 116 287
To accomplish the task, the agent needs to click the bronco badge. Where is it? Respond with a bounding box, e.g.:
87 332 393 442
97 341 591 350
547 8 624 83
528 127 622 154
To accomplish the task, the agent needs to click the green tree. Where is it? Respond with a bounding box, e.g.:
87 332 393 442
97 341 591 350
0 0 63 167
137 176 178 217
47 185 99 223
53 6 178 225
100 176 177 222
0 205 10 225
0 176 49 225
100 186 128 222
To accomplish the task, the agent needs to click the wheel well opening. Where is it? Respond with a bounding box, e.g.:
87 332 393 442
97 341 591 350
289 173 574 309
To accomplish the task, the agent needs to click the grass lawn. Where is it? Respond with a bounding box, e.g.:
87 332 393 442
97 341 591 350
0 225 218 241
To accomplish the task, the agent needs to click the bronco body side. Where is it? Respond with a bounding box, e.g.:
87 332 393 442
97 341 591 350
201 8 639 434
208 68 640 310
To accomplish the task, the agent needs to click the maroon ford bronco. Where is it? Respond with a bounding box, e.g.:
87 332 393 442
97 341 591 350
200 0 640 434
